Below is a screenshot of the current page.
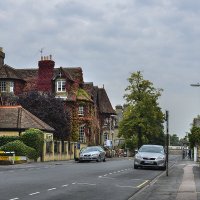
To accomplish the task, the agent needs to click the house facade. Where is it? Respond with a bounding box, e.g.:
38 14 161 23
0 48 116 148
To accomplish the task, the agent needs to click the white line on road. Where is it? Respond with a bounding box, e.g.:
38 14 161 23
10 198 19 200
29 192 40 196
48 188 56 191
76 182 96 186
62 184 69 187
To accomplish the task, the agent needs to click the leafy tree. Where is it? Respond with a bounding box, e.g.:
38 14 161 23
20 128 44 160
169 134 180 146
118 71 165 149
188 126 200 148
18 91 71 141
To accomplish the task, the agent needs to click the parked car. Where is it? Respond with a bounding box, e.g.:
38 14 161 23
79 146 106 162
134 144 166 170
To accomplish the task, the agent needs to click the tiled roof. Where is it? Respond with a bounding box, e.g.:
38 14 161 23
0 65 25 80
0 106 54 132
97 88 116 114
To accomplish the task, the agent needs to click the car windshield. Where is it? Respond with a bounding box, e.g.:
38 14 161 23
82 147 101 153
139 146 164 154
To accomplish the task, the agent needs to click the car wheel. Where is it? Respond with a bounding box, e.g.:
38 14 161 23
103 157 106 162
96 156 101 162
134 164 138 169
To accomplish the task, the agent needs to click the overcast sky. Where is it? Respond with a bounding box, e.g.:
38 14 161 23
1 0 200 138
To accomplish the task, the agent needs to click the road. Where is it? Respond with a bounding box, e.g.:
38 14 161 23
0 156 180 200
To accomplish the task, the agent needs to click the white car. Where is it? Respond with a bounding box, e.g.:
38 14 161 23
79 146 106 162
134 144 166 170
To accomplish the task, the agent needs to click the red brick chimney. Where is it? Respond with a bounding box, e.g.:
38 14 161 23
37 55 55 92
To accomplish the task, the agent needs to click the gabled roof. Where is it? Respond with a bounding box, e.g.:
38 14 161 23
0 64 25 81
0 106 54 132
97 88 116 115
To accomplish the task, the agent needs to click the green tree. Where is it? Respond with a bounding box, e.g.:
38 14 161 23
169 134 180 146
20 128 44 161
118 71 165 149
188 126 200 148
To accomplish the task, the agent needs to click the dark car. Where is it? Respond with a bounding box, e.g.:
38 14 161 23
134 144 166 170
79 146 106 162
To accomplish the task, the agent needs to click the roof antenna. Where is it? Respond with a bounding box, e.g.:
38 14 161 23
40 48 44 60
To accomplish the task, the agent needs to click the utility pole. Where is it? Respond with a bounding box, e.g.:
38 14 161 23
166 110 169 176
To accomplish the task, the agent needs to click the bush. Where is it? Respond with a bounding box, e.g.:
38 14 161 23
20 128 44 160
0 140 37 160
0 136 19 146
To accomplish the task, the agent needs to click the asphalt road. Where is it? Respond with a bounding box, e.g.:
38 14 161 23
0 156 180 200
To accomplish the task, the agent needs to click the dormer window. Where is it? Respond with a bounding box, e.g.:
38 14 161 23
0 81 6 92
56 79 66 92
78 105 84 116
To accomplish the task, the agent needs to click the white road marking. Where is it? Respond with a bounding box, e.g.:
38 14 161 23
62 184 69 187
9 198 19 200
48 188 56 191
76 182 96 186
29 192 40 196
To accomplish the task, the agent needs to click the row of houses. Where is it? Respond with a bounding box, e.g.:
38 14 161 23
0 48 124 161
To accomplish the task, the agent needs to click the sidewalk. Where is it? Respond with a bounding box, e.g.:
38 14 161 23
130 159 200 200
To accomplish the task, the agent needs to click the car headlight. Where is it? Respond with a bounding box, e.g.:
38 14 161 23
135 154 142 159
157 156 165 160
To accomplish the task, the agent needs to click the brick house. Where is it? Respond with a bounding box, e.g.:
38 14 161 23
0 48 116 147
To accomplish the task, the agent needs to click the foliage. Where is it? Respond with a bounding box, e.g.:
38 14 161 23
76 88 91 101
18 91 71 140
0 136 19 146
0 140 37 160
20 128 44 160
0 93 18 106
118 71 165 149
188 126 200 148
169 134 180 146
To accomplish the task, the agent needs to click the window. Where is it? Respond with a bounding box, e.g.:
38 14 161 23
10 81 14 93
79 125 85 143
104 133 108 141
56 80 66 92
0 81 6 92
78 105 84 116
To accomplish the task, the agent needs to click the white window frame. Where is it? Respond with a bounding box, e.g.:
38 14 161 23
79 125 85 143
0 81 6 92
10 81 14 93
56 80 66 92
78 105 84 116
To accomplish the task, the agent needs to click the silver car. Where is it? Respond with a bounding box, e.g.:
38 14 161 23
79 146 106 162
134 144 166 170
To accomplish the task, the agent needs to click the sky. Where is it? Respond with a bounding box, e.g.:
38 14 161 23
1 0 200 138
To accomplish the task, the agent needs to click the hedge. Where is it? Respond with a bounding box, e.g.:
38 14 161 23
0 136 19 147
0 140 37 160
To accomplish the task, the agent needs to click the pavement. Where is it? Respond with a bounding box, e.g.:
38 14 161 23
130 158 200 200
